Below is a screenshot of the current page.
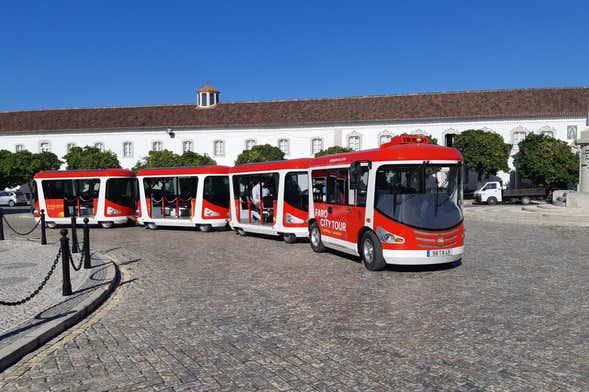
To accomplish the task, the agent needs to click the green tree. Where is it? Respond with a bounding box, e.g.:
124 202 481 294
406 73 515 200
179 151 217 166
515 133 579 190
0 150 61 188
63 146 120 169
453 129 511 181
400 133 438 145
133 149 216 171
314 146 354 157
235 144 285 165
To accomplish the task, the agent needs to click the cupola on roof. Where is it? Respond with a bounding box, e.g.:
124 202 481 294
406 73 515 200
196 84 220 108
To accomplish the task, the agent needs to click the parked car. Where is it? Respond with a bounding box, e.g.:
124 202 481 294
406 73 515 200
474 181 547 205
0 191 28 207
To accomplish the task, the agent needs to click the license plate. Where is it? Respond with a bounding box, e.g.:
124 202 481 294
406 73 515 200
427 249 451 257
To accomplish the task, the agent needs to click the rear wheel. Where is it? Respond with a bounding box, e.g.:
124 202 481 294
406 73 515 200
360 231 386 271
199 224 212 232
521 196 531 205
283 233 297 244
487 197 498 205
8 200 15 207
46 222 57 229
147 222 158 230
309 222 325 253
100 221 114 229
236 228 247 236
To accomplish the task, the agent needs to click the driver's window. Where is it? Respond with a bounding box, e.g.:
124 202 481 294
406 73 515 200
483 183 496 191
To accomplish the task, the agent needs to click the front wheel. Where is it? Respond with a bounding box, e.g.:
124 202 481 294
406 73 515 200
100 221 114 229
283 233 297 244
199 224 212 232
46 221 57 229
360 231 386 271
309 222 325 253
521 196 531 205
487 197 498 205
8 200 15 207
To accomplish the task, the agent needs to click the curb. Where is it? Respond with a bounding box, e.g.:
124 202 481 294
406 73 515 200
0 258 120 373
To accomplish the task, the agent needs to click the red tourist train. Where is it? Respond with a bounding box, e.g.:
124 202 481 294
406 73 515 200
33 169 138 228
136 166 230 231
31 135 464 269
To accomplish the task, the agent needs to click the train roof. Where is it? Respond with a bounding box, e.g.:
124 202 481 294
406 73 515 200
136 166 230 176
34 168 135 179
310 136 463 167
230 158 312 174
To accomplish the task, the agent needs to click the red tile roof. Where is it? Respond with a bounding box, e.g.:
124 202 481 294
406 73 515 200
197 84 219 93
1 87 588 134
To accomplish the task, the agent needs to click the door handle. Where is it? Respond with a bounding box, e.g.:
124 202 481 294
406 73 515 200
327 206 333 214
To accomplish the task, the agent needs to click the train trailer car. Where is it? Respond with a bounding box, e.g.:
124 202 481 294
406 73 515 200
308 135 465 270
229 159 311 243
33 169 138 228
136 166 230 231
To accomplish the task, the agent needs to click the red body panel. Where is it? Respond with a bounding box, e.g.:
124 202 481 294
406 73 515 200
35 169 134 179
282 202 307 227
137 166 229 177
231 158 311 174
44 198 64 218
201 199 229 220
104 199 135 217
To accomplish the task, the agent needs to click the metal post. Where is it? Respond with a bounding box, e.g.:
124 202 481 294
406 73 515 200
40 209 47 245
70 215 80 253
0 208 4 241
83 217 91 269
60 229 72 296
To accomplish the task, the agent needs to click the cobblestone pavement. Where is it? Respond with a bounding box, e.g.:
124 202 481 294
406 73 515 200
463 202 589 227
0 237 90 335
0 214 588 391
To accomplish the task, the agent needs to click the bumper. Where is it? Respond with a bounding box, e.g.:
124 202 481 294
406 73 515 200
383 246 464 265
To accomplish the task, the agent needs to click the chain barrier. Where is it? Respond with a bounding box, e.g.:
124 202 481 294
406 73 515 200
69 244 85 271
0 248 62 306
2 215 41 236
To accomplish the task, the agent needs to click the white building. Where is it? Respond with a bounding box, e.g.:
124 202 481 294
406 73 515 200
1 85 588 189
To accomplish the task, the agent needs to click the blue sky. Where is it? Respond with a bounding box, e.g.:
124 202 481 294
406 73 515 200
1 0 588 111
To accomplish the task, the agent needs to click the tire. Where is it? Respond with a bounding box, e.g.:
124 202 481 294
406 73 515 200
283 233 297 244
199 224 212 232
46 221 57 229
360 231 386 271
309 222 325 253
100 221 114 229
147 222 158 230
236 228 247 236
8 200 15 207
487 197 498 205
521 196 531 205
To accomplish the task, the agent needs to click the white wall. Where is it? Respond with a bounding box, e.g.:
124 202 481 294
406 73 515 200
0 116 584 173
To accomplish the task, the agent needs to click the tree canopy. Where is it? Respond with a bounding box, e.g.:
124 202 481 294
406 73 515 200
0 150 61 188
63 146 120 170
314 146 354 157
515 133 579 190
453 129 511 181
235 144 285 165
133 150 217 171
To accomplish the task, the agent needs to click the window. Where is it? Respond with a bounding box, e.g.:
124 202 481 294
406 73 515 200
374 164 463 230
183 140 193 153
40 142 51 153
15 144 25 152
311 138 323 155
278 139 289 155
41 179 100 217
444 134 457 147
152 141 163 151
106 178 138 209
67 143 76 152
245 139 256 150
201 93 208 107
312 168 349 205
94 143 105 152
285 172 309 212
203 176 230 208
123 142 133 157
567 125 578 140
214 140 225 156
210 94 216 106
379 134 392 146
348 135 361 151
540 130 554 138
483 183 497 190
512 131 526 145
232 173 279 224
143 176 197 218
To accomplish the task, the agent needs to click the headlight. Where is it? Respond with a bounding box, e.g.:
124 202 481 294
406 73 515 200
204 208 220 217
285 213 304 224
376 226 405 244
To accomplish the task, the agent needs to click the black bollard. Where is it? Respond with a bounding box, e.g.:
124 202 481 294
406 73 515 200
60 229 72 296
0 208 4 241
40 209 47 245
83 217 91 269
70 215 80 253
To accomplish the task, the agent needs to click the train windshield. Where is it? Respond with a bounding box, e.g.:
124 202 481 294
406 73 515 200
374 164 463 230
